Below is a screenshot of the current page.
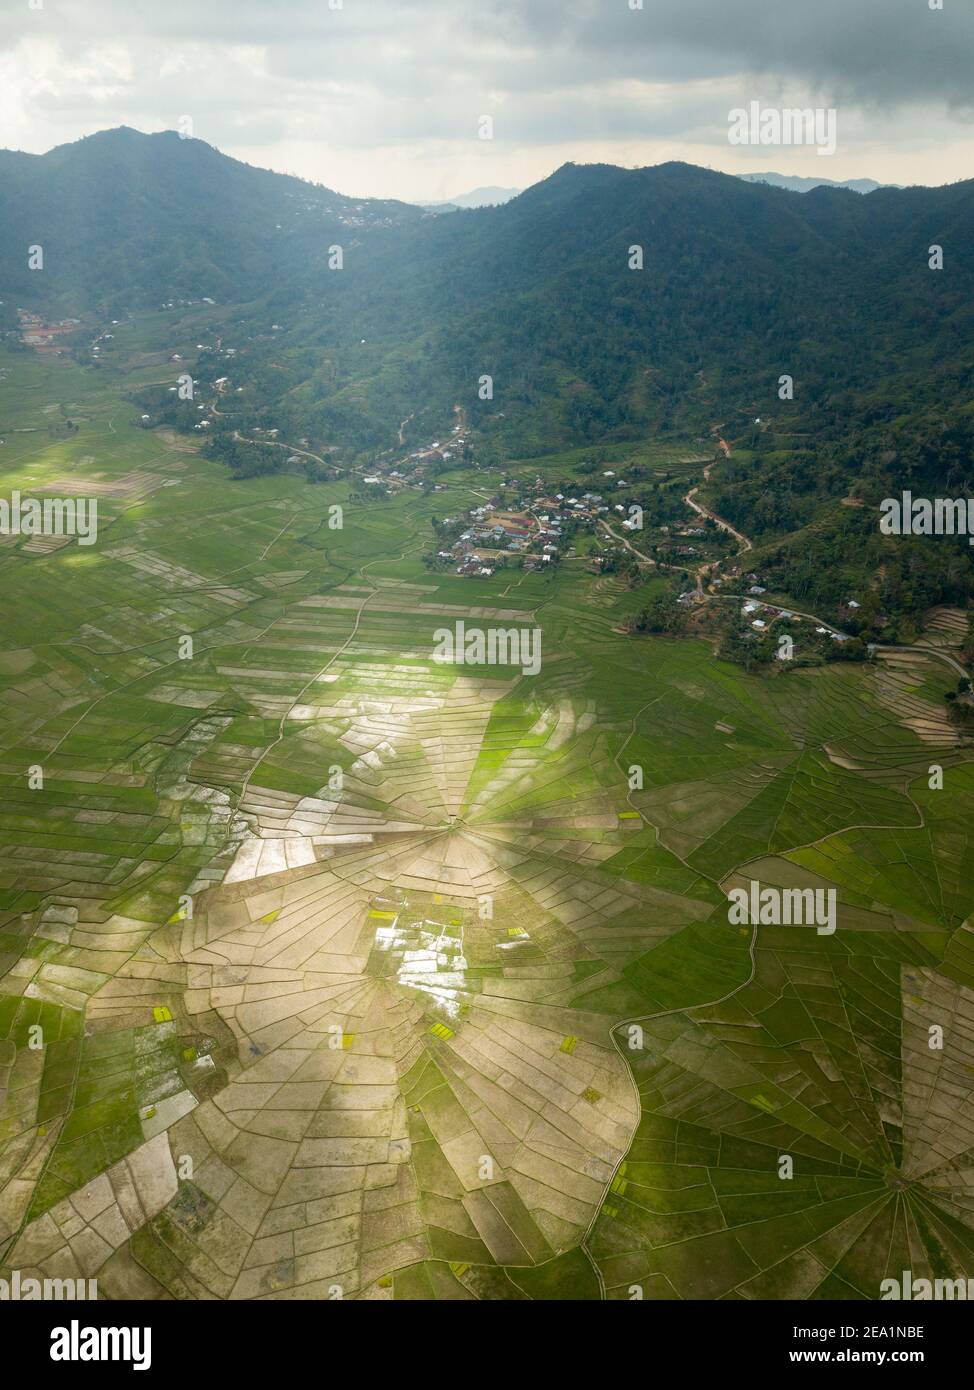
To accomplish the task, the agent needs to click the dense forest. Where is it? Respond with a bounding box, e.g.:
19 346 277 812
5 128 974 633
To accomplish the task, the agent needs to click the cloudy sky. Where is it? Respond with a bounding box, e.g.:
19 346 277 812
1 0 972 201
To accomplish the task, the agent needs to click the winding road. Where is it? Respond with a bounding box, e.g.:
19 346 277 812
601 445 972 681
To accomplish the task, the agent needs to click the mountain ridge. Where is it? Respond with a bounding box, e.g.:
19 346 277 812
4 128 974 474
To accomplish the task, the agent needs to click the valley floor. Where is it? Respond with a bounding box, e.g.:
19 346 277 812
2 336 974 1301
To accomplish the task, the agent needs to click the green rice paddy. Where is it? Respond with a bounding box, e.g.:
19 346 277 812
1 326 973 1300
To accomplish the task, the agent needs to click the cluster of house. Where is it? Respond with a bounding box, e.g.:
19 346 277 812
529 491 610 566
89 324 120 360
160 297 217 309
17 310 82 354
737 573 855 643
442 485 613 576
275 186 410 231
360 423 469 496
445 507 537 576
669 524 707 557
738 575 797 634
362 468 414 495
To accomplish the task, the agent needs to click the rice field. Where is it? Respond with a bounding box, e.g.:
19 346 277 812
1 335 973 1300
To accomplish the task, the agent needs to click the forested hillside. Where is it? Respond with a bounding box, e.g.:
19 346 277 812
5 129 974 613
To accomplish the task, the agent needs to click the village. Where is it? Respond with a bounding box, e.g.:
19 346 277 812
15 308 84 354
424 468 622 576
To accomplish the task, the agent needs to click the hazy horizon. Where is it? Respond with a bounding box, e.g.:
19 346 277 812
1 0 971 202
1 124 966 205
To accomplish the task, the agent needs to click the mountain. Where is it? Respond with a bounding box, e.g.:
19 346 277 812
0 126 424 313
4 132 974 470
739 171 886 194
250 157 974 456
422 185 521 209
4 130 974 632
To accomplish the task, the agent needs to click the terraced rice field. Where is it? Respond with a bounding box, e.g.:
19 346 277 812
2 339 974 1300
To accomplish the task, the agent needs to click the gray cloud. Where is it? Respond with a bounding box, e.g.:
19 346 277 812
1 0 971 195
